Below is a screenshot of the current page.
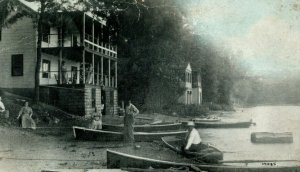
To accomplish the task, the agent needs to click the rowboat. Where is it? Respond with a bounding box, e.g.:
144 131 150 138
192 117 221 122
251 132 293 143
73 126 187 142
102 123 182 132
161 136 223 164
189 120 253 128
107 149 300 172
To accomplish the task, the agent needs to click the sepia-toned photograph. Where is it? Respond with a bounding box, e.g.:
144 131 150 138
0 0 299 171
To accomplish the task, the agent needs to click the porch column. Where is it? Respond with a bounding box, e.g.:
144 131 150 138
82 12 85 45
92 19 94 47
97 60 100 85
82 13 86 84
92 53 95 85
115 61 117 88
101 56 103 85
59 48 62 84
58 23 63 84
82 50 85 84
101 24 103 46
108 59 111 87
92 19 95 85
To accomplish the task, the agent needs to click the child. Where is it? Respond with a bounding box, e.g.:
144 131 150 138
90 108 102 130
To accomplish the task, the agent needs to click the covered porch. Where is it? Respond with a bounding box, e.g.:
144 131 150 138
39 48 118 116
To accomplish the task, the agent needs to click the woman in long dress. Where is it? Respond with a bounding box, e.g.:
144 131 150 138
17 102 36 130
123 100 139 144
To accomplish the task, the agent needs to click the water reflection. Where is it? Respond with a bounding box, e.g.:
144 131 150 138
198 106 300 164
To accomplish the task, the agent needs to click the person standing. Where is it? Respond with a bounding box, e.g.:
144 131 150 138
61 61 68 84
0 96 9 118
123 100 139 144
90 108 102 130
86 64 93 84
17 102 36 130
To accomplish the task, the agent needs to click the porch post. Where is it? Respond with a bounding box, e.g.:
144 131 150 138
83 51 85 84
108 59 111 87
101 56 103 85
97 60 100 85
115 61 117 88
58 17 63 84
92 53 95 85
82 12 85 45
82 13 86 84
92 19 95 85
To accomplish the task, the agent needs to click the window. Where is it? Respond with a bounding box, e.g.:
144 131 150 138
42 59 51 78
11 54 23 76
42 24 50 43
186 91 192 104
72 35 78 47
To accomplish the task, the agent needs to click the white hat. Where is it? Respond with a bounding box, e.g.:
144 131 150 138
187 121 195 126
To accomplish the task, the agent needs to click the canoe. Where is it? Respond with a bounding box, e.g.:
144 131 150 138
192 117 221 122
102 123 182 132
189 120 253 128
251 132 293 143
73 126 187 142
161 136 223 164
107 149 300 172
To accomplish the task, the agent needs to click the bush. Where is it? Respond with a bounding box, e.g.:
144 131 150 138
208 103 222 111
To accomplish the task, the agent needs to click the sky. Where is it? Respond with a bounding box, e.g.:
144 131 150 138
177 0 300 78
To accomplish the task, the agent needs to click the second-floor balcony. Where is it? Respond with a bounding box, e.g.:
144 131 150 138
40 70 116 88
41 33 117 58
84 33 117 58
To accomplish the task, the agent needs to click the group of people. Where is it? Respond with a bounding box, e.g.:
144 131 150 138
2 94 202 153
121 102 203 153
0 96 36 129
61 61 94 85
88 99 202 153
89 100 139 145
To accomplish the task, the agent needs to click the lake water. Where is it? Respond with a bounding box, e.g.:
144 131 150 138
198 106 300 166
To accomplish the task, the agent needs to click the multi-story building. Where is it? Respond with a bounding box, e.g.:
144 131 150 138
145 62 202 111
0 1 118 116
177 63 202 105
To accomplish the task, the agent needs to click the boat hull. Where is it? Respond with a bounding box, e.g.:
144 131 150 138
73 126 187 142
102 123 182 132
107 150 300 172
192 121 253 128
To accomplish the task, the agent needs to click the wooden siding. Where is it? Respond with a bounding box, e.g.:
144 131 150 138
192 87 202 105
40 53 80 85
0 17 36 89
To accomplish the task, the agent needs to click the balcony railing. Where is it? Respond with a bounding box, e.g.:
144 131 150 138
84 33 117 58
41 33 118 58
41 33 82 48
40 70 116 88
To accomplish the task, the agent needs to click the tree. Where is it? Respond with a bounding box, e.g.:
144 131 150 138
1 0 145 103
0 0 69 103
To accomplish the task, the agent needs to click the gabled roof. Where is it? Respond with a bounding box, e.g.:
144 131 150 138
17 0 106 25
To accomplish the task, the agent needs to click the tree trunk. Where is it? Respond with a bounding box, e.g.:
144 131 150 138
34 1 45 103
